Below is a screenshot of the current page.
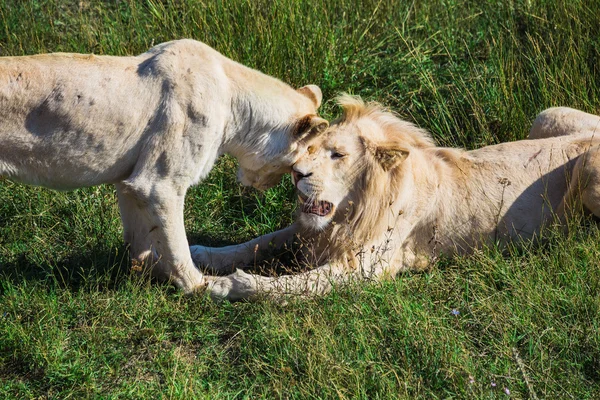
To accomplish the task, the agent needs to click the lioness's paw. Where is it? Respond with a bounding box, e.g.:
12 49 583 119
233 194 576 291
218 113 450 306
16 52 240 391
180 276 209 296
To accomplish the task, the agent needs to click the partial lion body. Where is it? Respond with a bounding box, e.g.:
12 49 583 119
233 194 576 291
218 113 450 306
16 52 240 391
0 52 162 187
529 106 600 139
0 41 253 189
196 101 600 301
0 39 327 292
390 135 596 269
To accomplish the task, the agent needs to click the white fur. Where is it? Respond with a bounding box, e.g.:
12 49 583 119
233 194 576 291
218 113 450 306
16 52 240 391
530 107 600 139
197 102 600 301
0 39 326 293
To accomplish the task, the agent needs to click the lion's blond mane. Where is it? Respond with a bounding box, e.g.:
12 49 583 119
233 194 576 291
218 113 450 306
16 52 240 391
310 95 437 264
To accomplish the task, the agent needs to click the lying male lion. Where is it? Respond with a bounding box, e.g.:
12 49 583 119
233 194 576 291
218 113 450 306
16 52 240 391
0 39 328 293
191 97 600 301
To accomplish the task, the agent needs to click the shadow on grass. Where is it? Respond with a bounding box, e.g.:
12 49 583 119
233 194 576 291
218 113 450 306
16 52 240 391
0 231 260 293
0 243 137 293
186 232 241 248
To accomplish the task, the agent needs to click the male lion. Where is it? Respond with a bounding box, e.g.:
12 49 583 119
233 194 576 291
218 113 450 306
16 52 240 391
0 39 328 293
529 106 600 139
192 96 600 301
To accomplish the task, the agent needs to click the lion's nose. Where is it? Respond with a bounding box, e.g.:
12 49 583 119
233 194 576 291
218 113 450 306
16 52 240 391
292 169 312 184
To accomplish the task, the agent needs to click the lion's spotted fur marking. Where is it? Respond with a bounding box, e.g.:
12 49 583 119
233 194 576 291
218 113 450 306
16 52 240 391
194 99 600 301
0 39 328 292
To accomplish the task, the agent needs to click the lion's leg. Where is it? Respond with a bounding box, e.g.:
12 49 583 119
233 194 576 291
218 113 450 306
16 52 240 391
147 194 206 293
529 107 600 139
557 146 600 221
117 181 205 294
190 224 299 273
205 263 348 302
205 255 398 302
116 183 153 261
575 146 600 218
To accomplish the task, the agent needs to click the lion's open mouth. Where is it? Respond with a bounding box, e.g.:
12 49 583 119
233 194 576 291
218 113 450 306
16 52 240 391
298 194 333 217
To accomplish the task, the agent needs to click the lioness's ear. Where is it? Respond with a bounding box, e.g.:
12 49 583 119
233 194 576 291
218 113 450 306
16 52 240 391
375 145 410 171
297 85 323 108
294 115 329 141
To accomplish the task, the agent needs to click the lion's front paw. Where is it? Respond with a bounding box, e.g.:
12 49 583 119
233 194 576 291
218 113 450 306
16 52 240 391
206 269 258 302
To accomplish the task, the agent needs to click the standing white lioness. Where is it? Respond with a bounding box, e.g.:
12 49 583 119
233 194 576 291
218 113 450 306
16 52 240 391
193 97 600 301
0 39 327 293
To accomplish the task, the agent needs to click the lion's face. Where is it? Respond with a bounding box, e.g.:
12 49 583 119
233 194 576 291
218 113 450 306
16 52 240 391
292 107 416 232
236 128 321 191
237 159 286 191
292 123 368 230
235 85 329 191
237 157 293 191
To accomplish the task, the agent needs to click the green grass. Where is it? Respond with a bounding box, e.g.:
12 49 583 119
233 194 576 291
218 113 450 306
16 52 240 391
1 0 599 398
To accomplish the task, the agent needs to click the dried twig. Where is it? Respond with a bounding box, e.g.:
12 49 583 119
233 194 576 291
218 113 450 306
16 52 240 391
512 347 538 400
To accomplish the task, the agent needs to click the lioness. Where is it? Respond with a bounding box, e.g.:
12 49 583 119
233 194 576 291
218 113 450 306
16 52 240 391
192 96 600 301
0 39 328 293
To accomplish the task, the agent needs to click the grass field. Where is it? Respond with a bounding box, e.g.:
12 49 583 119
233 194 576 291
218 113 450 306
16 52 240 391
1 0 599 398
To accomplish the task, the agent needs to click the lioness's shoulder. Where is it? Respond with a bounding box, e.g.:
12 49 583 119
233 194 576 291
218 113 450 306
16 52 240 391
137 39 226 77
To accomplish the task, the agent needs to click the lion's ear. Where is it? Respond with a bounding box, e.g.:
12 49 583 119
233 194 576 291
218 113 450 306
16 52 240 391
297 85 323 108
294 115 329 141
374 145 409 171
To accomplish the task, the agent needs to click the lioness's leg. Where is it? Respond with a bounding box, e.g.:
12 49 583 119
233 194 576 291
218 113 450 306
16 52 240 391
190 224 298 273
529 107 600 139
117 182 205 293
116 183 155 264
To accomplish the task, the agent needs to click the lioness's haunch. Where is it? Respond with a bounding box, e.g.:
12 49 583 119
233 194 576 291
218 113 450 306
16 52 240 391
0 39 328 292
192 97 600 301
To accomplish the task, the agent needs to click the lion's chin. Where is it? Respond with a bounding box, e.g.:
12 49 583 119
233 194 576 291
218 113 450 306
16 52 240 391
298 212 333 231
